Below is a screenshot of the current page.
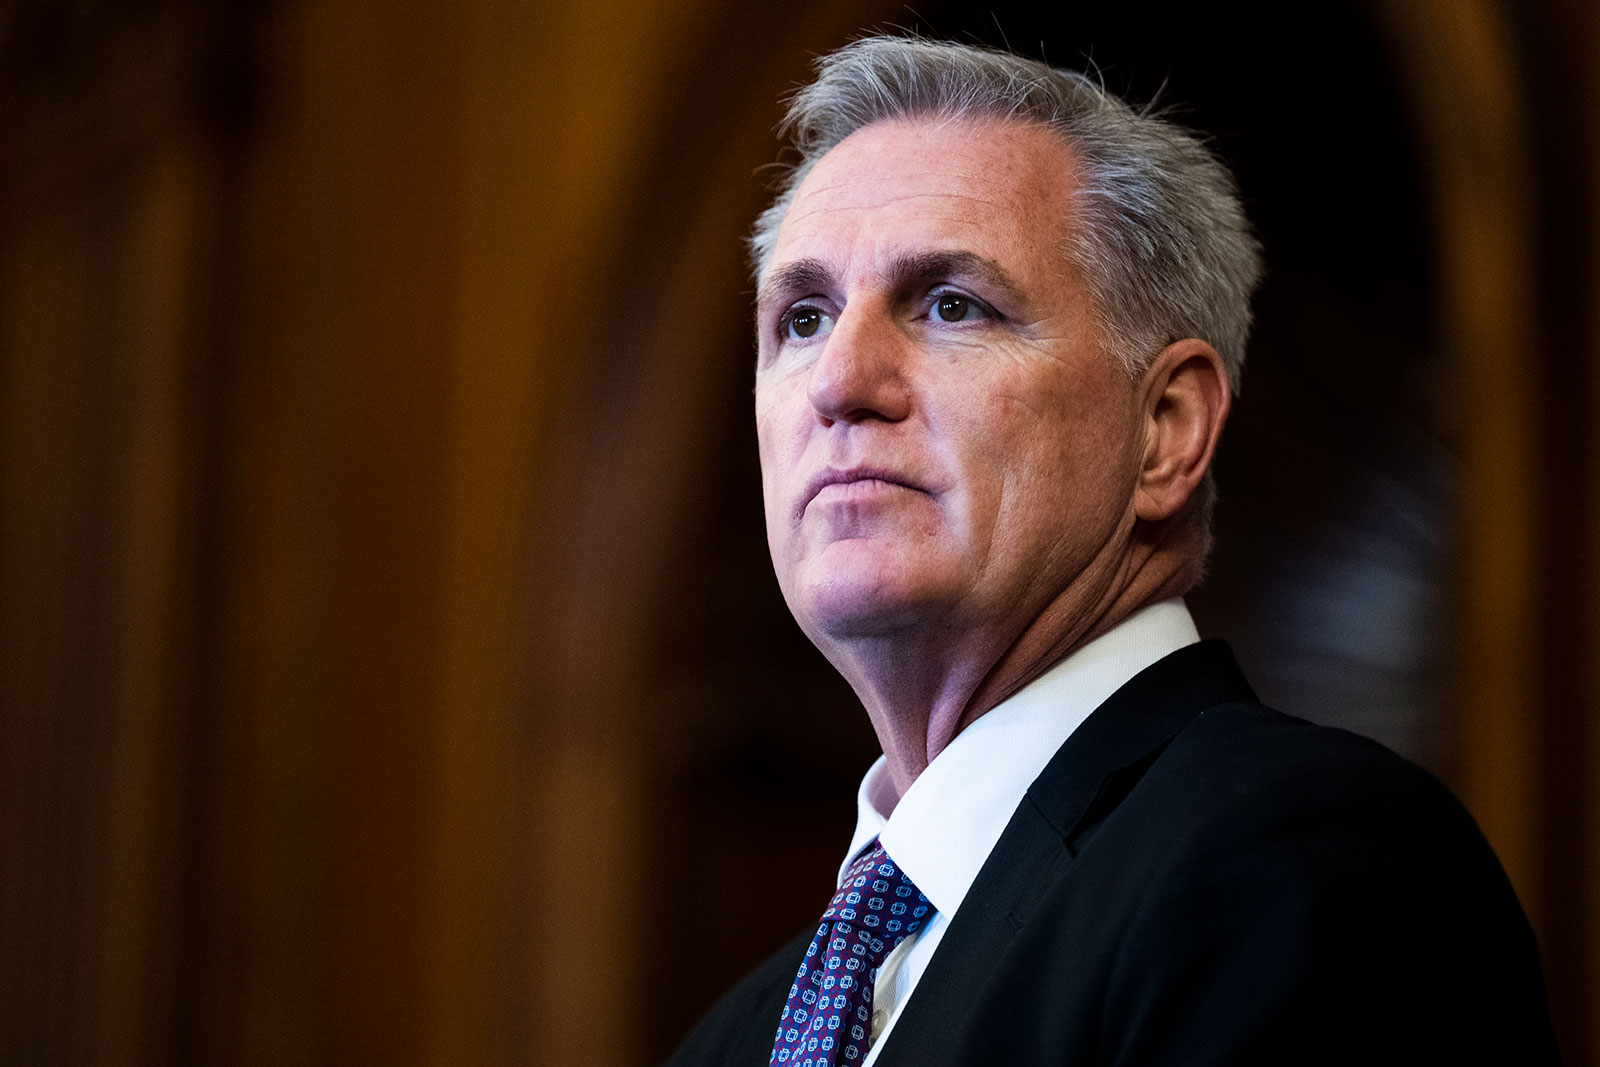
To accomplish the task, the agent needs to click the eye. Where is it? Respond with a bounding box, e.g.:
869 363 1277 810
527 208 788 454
789 308 823 338
781 304 833 342
931 292 987 323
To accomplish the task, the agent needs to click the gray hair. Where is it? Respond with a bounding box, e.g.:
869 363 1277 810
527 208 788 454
749 36 1263 391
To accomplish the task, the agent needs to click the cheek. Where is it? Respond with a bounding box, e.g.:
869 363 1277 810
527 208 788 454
755 371 801 439
754 384 802 541
753 380 785 460
976 379 1137 529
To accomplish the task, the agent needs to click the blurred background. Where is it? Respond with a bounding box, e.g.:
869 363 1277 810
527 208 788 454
2 0 1597 1063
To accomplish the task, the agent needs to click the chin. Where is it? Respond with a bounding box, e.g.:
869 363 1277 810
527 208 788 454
790 562 943 643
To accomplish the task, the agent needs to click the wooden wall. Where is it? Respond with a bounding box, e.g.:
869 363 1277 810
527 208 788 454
0 1 1595 1064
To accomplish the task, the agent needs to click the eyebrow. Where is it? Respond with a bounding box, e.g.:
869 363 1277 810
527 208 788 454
756 258 834 316
889 250 1027 306
756 250 1028 316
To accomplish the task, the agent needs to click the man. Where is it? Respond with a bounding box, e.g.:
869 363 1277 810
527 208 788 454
671 36 1558 1066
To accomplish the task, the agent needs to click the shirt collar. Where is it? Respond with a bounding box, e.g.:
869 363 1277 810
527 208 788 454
839 598 1201 916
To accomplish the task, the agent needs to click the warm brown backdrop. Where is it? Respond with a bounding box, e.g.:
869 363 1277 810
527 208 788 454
2 1 1597 1064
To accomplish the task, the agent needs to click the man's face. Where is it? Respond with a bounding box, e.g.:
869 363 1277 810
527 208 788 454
755 118 1146 650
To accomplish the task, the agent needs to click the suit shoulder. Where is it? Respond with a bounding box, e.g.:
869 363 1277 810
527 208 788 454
1091 702 1558 1063
1164 699 1469 828
1122 699 1542 992
1055 695 1503 907
1094 698 1531 951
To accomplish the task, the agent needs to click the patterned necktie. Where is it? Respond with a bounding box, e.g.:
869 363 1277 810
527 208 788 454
770 840 932 1065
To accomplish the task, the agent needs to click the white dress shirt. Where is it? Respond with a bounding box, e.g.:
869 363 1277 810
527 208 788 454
839 598 1201 1065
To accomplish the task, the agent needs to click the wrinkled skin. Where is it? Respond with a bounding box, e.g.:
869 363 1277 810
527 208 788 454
755 118 1228 799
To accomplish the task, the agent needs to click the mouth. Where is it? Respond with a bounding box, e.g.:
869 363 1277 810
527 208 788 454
800 466 922 517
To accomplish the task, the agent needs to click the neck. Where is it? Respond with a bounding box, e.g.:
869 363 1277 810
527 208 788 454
831 517 1202 799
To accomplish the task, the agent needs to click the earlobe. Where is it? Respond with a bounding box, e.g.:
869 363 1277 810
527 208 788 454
1133 339 1231 522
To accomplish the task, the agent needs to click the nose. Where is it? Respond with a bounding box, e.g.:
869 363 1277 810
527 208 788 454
805 302 912 425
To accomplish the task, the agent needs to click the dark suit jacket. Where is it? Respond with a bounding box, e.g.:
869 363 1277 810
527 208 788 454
669 641 1559 1065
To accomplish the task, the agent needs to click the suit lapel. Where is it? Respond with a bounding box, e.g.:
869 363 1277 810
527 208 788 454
1027 640 1255 849
872 641 1255 1065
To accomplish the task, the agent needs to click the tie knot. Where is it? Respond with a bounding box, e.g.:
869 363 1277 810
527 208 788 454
819 840 931 965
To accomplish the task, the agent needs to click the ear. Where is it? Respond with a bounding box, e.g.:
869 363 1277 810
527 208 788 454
1133 339 1231 522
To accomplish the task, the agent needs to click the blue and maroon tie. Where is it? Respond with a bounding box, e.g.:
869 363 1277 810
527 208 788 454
770 840 932 1065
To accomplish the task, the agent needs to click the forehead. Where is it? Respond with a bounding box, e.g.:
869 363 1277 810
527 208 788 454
766 117 1079 285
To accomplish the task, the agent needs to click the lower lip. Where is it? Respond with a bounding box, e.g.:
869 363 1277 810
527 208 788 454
811 479 908 505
